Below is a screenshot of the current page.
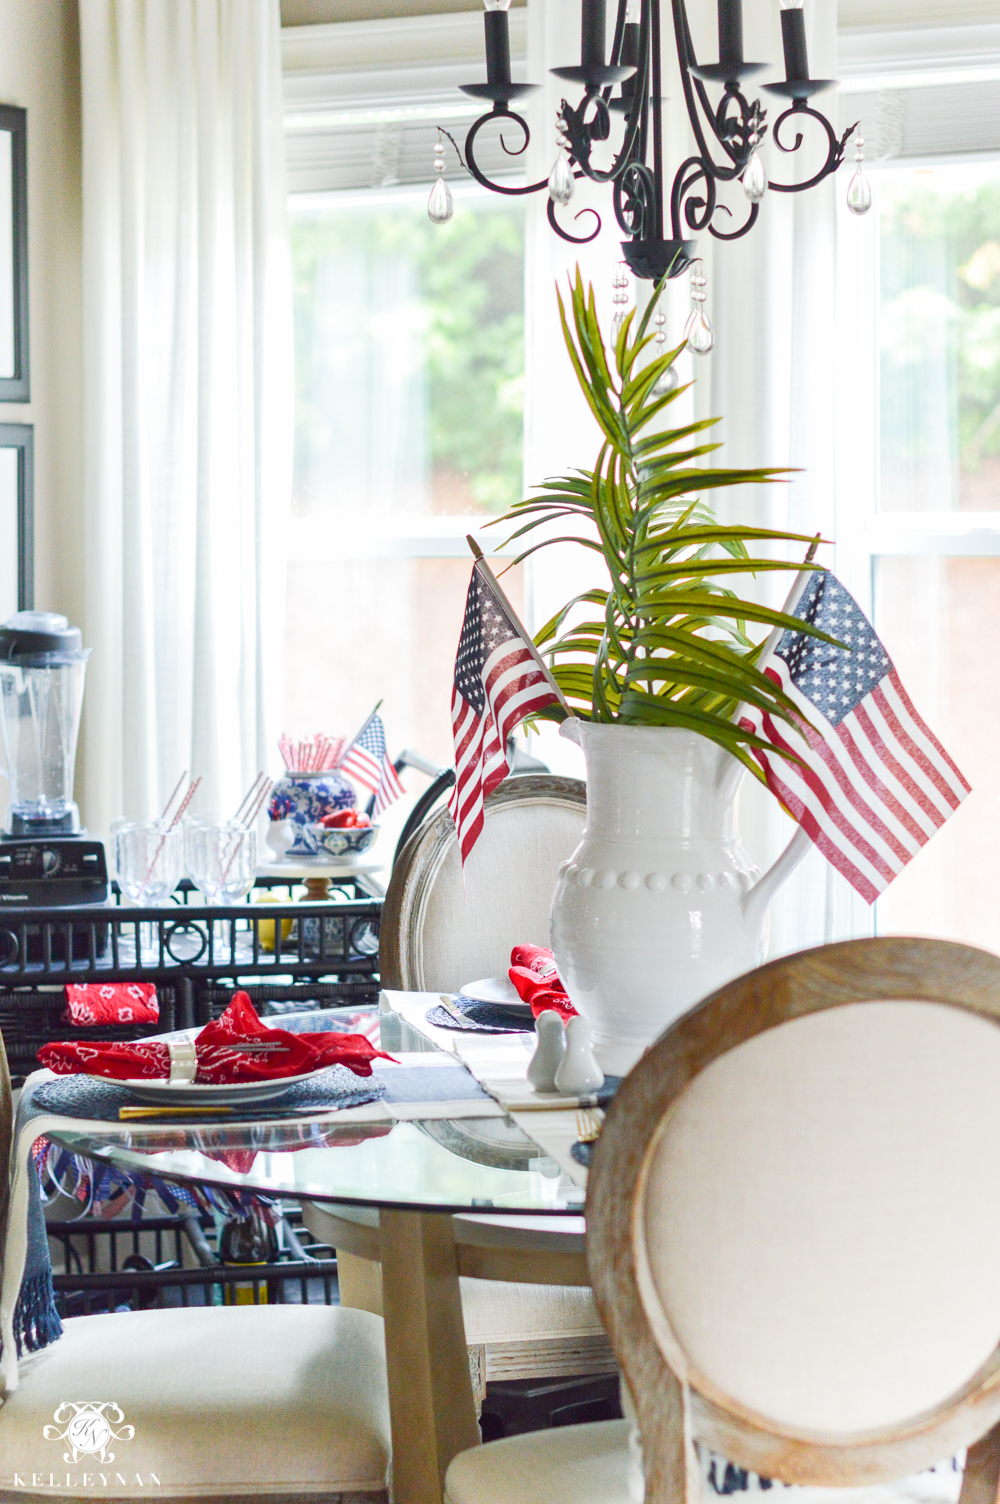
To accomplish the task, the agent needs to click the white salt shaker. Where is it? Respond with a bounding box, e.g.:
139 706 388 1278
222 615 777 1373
527 1009 566 1093
555 1015 605 1096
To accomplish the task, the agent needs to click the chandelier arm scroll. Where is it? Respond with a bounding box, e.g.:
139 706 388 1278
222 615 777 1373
614 160 658 240
463 109 551 197
669 156 718 238
546 197 602 244
766 105 858 194
562 3 651 187
671 0 751 182
709 198 759 241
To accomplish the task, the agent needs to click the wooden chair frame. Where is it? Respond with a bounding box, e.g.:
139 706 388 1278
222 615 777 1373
380 774 587 992
586 937 1000 1504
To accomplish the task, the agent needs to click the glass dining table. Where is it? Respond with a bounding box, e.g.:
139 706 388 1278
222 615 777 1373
49 1099 594 1504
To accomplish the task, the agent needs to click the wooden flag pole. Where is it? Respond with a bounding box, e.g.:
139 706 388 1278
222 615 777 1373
335 698 384 769
466 536 575 721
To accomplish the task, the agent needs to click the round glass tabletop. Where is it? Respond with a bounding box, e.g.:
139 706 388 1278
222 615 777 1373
50 1112 588 1216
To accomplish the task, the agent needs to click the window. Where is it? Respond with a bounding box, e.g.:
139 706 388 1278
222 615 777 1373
839 158 1000 951
281 13 532 841
285 188 526 785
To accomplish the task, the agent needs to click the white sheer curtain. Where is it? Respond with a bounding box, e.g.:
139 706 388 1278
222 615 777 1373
78 0 292 837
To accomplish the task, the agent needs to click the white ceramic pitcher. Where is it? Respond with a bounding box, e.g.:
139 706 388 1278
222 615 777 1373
550 721 809 1075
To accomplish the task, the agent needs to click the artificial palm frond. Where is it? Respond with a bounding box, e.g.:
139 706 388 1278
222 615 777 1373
487 269 839 780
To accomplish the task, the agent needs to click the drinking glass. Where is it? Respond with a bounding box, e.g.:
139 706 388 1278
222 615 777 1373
114 821 184 906
184 822 257 905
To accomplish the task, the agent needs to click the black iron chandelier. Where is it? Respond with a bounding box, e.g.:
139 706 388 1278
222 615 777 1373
427 0 872 311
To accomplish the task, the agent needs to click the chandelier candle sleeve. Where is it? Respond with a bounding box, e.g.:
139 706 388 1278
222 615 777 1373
779 0 808 82
717 0 743 70
581 0 606 67
484 0 512 88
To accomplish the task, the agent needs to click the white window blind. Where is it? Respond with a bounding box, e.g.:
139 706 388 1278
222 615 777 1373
837 22 1000 160
282 11 529 193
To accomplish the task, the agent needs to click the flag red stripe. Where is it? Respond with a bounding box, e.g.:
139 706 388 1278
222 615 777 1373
450 575 560 862
757 704 899 886
873 676 964 810
761 671 913 865
765 665 944 857
851 697 949 827
832 715 933 850
885 670 971 792
747 745 881 903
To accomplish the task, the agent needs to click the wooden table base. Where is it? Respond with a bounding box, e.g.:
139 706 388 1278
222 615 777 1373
379 1210 481 1504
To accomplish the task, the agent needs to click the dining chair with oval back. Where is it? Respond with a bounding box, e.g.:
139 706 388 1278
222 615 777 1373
362 774 616 1404
444 936 1000 1504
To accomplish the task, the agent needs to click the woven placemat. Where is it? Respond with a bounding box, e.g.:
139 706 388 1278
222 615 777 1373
425 995 534 1035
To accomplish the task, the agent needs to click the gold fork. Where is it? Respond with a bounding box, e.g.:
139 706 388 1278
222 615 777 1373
575 1106 605 1143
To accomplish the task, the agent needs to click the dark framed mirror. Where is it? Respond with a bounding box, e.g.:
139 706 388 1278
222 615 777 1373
0 107 28 402
0 423 33 614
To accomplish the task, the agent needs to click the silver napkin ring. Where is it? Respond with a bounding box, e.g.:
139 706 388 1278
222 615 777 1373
167 1037 197 1084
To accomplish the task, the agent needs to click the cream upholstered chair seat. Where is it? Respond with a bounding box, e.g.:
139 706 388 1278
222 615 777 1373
443 939 1000 1504
445 1421 634 1504
0 1303 390 1501
443 1425 964 1504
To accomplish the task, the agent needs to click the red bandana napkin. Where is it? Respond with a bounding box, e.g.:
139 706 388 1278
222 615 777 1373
64 983 159 1027
508 944 578 1023
38 991 393 1083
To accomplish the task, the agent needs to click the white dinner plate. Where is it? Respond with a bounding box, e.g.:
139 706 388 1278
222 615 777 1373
119 1073 320 1107
458 976 522 1005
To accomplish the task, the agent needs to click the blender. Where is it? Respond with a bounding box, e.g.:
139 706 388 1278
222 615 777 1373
0 612 107 906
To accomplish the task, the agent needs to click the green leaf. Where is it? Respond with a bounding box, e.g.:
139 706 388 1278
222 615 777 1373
487 272 834 769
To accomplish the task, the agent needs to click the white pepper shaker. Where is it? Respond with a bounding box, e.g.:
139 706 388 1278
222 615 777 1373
527 1009 566 1093
555 1015 605 1096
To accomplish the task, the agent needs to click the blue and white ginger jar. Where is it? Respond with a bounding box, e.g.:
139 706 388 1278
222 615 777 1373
268 771 356 856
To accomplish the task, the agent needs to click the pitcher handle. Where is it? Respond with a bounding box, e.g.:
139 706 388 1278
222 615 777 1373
741 824 812 929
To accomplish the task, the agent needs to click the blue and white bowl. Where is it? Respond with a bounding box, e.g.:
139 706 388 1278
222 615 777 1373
314 823 378 858
268 771 356 856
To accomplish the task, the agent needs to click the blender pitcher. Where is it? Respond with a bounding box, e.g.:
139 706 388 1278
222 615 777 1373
0 612 90 836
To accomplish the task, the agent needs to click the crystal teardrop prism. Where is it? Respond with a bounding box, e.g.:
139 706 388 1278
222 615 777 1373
652 362 679 396
427 176 454 224
683 307 714 355
548 156 574 206
846 167 872 216
741 149 767 203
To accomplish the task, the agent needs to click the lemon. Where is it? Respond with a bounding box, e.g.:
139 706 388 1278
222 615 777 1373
254 892 294 952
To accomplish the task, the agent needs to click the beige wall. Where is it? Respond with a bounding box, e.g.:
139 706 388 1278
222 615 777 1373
0 0 82 630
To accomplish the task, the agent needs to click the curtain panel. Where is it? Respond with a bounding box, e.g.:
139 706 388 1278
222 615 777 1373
79 0 292 835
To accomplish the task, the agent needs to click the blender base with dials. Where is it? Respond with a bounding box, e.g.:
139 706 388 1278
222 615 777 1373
0 839 108 907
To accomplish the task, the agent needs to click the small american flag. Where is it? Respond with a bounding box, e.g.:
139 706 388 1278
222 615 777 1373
340 714 405 816
450 562 561 863
739 570 970 904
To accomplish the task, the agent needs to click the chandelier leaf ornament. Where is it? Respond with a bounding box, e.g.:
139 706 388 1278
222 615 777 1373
427 0 871 296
